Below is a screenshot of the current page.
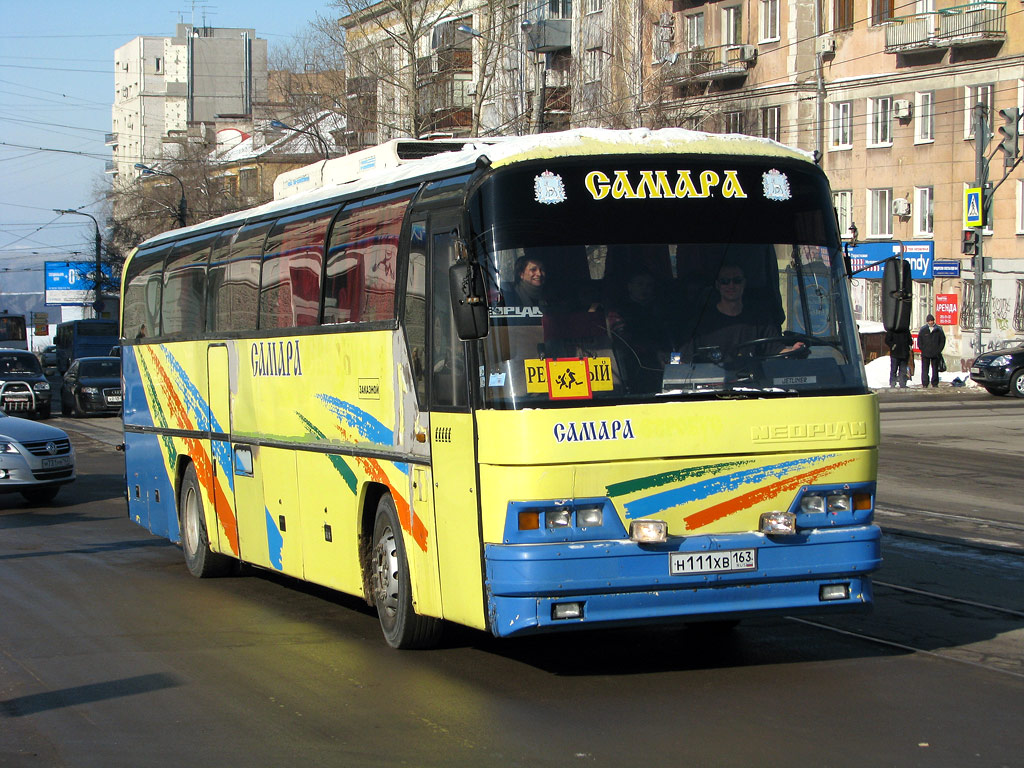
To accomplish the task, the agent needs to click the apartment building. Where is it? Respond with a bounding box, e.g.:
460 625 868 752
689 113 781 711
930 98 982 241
109 24 269 180
342 0 1024 364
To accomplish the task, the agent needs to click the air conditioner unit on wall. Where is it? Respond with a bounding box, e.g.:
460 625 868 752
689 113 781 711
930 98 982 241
894 99 912 119
737 45 758 63
817 36 836 55
893 198 911 217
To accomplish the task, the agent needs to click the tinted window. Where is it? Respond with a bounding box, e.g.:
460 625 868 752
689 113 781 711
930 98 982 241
123 246 170 340
163 232 216 336
0 354 42 375
205 227 241 333
259 208 335 330
77 321 118 337
79 359 121 377
324 190 413 324
216 221 272 332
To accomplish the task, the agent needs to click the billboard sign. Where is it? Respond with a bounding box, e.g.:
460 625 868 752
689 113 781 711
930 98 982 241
847 241 934 280
935 293 958 326
45 261 114 306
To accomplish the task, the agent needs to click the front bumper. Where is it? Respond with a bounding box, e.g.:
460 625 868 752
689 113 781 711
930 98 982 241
969 365 1011 387
485 525 881 636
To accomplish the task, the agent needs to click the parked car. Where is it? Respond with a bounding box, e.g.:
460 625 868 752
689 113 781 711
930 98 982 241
970 345 1024 397
0 350 51 419
37 345 58 368
61 356 122 416
0 410 76 503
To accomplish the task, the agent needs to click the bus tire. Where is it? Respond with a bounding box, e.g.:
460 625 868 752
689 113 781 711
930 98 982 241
371 493 442 649
179 462 233 578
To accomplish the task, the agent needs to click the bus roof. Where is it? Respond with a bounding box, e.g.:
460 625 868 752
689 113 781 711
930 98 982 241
135 128 814 251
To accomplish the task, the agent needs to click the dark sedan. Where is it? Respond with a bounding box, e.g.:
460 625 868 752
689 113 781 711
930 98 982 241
970 345 1024 397
61 357 122 416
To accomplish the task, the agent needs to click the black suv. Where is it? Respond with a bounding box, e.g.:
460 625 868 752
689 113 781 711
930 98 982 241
0 350 52 418
970 345 1024 397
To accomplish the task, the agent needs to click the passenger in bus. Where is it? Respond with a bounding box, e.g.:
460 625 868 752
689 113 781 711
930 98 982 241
607 271 673 390
508 256 548 307
683 263 804 361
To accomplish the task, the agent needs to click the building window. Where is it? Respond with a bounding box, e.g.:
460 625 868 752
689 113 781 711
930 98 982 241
584 47 603 82
154 57 162 73
915 91 934 143
830 101 852 150
686 13 705 49
965 84 994 139
960 279 991 332
868 188 892 238
761 106 780 142
868 97 892 147
872 0 894 25
723 5 742 45
760 0 780 41
914 186 934 236
834 190 854 239
833 0 854 31
724 111 744 134
586 0 602 13
548 0 572 19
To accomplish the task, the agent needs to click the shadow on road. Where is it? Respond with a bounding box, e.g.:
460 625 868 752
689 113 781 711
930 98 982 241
0 673 181 718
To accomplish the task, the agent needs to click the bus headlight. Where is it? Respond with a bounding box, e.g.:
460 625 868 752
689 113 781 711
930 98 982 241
575 504 603 528
760 510 796 535
546 508 572 528
629 520 668 543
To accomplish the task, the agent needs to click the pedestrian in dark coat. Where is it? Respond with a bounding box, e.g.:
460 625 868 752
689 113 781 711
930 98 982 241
917 314 946 387
885 328 912 388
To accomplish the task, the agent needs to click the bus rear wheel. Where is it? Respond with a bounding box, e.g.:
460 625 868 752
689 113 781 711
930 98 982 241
179 462 233 578
371 493 442 649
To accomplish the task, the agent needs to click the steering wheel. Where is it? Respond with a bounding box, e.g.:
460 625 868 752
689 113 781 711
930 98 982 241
731 334 811 360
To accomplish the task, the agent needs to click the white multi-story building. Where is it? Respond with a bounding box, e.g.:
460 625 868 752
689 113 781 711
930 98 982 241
108 24 268 179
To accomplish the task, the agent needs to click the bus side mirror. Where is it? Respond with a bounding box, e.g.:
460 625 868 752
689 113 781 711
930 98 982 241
882 259 912 333
449 257 489 340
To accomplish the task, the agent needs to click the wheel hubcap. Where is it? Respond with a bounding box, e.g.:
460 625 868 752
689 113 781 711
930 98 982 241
373 524 399 619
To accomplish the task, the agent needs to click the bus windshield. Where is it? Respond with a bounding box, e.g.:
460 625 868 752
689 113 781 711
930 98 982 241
470 156 865 408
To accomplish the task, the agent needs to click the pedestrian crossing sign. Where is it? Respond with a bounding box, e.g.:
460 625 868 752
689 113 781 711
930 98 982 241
964 187 983 228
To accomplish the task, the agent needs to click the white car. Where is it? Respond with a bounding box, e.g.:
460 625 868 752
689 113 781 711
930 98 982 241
0 411 76 504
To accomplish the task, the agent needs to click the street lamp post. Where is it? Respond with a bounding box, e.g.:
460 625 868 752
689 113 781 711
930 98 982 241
134 163 187 228
270 119 331 160
53 208 104 313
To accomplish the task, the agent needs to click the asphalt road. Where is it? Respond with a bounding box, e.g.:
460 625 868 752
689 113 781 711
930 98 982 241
1 401 1022 767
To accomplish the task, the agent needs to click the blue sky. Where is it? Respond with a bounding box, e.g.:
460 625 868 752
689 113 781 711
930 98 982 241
0 0 331 284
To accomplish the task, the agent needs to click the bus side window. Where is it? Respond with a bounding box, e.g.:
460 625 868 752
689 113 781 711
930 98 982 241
258 207 334 330
123 246 171 340
206 228 239 333
430 229 466 408
218 221 272 333
162 232 216 337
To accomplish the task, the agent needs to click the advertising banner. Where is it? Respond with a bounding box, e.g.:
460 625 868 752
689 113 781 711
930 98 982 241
935 294 958 326
847 241 934 280
45 261 114 306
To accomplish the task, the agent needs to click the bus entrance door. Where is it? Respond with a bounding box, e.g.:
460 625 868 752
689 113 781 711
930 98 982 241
206 344 240 559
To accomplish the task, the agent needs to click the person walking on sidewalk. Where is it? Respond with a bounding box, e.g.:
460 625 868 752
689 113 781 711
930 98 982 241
918 313 946 388
885 328 912 388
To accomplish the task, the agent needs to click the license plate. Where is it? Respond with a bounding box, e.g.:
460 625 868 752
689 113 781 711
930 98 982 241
42 456 72 469
669 549 757 576
970 367 980 374
106 395 122 403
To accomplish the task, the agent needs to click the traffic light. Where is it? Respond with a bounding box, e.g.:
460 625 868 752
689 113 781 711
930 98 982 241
997 107 1020 168
961 229 979 255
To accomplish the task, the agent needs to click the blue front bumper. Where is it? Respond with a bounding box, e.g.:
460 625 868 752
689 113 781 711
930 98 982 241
484 525 881 636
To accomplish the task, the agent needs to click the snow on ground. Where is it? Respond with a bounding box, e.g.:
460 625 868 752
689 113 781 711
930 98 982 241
864 355 976 389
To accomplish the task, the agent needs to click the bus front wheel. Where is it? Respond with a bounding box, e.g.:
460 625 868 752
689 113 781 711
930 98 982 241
371 493 442 649
179 462 233 578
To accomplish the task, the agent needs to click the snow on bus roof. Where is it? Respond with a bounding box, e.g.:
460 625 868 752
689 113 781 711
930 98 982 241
137 128 813 249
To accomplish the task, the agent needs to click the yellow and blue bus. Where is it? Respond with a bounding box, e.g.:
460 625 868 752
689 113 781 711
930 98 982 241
121 129 881 648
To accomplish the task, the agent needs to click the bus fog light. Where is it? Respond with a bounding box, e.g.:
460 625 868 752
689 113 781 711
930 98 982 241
827 494 852 513
576 505 603 527
760 511 796 535
630 520 667 543
551 602 584 620
820 583 850 601
546 508 571 528
800 495 825 514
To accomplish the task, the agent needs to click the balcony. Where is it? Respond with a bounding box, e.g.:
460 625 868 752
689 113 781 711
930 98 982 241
104 161 117 175
660 44 757 84
523 19 571 53
884 3 1004 53
104 132 118 146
